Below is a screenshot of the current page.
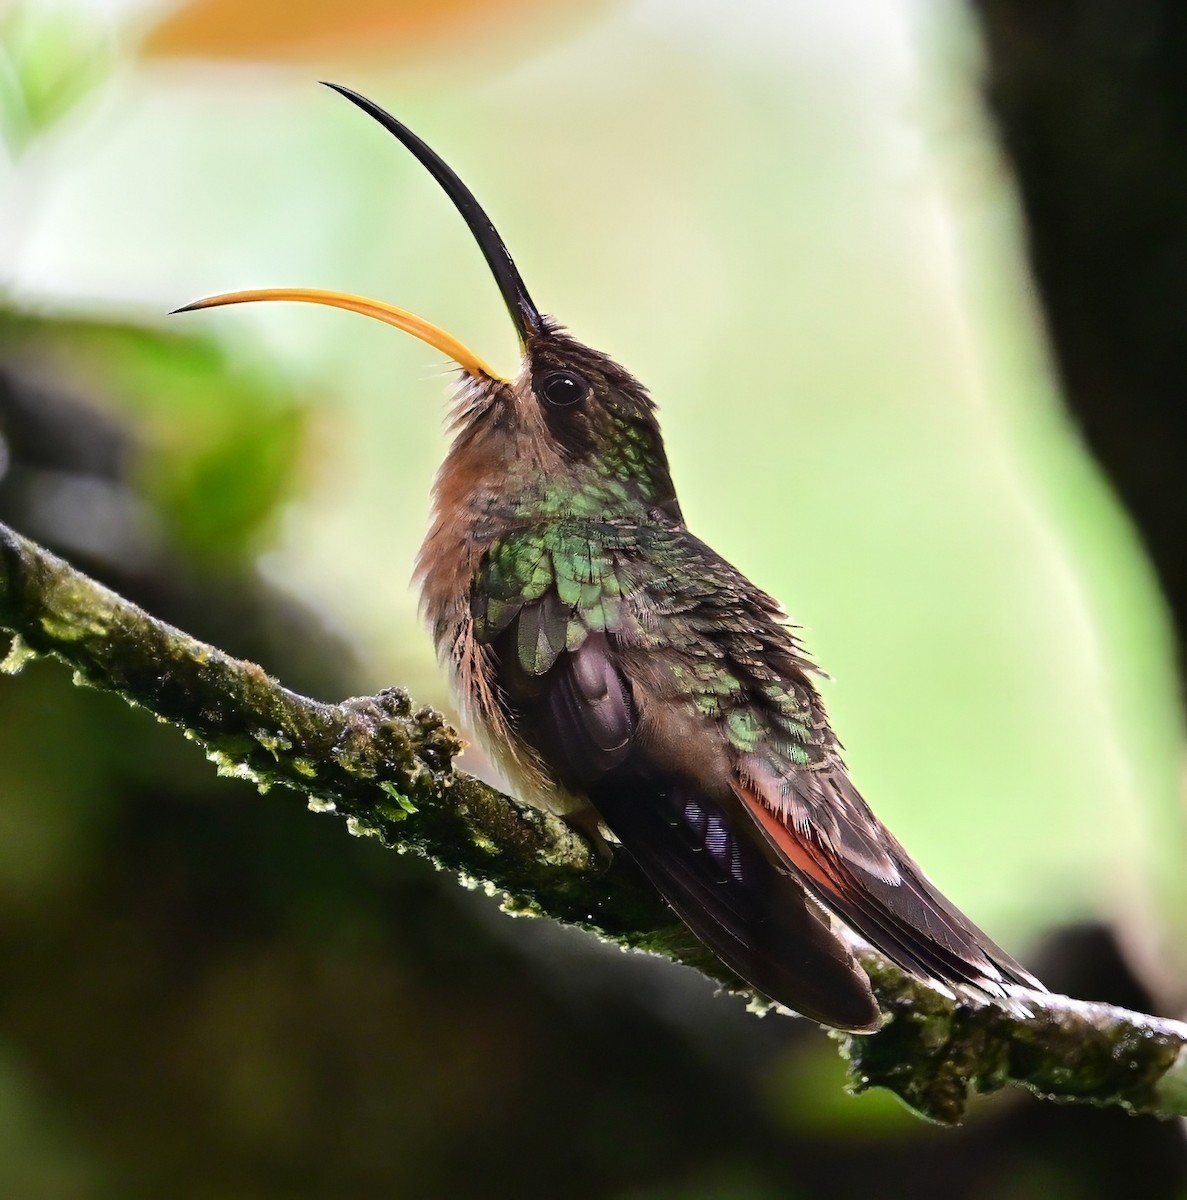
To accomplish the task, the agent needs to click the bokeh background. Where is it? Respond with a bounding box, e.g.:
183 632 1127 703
2 0 1185 1196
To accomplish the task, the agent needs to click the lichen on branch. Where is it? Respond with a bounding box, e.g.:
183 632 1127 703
1 518 1185 1125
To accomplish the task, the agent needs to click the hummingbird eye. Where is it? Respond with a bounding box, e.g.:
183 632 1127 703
539 370 589 407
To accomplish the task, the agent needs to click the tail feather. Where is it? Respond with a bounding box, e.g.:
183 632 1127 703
735 774 1044 999
592 768 882 1032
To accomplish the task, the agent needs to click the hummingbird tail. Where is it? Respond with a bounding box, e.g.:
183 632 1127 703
591 772 881 1032
733 772 1045 1000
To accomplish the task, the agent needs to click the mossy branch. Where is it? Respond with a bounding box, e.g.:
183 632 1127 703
2 518 1185 1125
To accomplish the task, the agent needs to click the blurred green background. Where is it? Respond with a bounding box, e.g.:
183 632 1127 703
1 0 1185 1196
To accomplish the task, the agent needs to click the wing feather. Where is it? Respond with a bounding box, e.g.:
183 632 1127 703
469 519 1042 1019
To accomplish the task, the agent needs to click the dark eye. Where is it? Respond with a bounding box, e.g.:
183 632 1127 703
540 370 589 407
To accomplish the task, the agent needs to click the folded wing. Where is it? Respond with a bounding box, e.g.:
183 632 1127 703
470 521 1041 1025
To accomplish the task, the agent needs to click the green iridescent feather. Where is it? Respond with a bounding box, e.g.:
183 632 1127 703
471 519 825 768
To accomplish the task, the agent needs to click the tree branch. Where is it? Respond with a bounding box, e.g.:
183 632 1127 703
1 518 1184 1125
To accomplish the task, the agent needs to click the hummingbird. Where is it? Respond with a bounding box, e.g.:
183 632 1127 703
178 83 1044 1032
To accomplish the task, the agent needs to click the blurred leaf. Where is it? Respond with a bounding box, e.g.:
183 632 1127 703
141 0 599 62
0 308 308 563
0 4 112 155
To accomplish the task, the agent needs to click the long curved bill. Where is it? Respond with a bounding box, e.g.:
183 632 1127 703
172 287 504 380
176 87 537 381
322 83 542 346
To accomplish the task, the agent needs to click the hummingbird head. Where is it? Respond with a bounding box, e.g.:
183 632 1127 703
177 84 679 520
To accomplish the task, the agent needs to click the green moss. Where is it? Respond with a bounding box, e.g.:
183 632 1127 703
254 729 293 755
38 608 108 643
345 816 382 839
0 633 37 674
204 749 265 785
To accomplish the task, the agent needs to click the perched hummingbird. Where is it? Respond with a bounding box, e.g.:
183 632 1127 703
179 84 1044 1031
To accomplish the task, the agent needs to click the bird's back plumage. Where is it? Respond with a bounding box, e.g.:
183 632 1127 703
453 515 1041 1028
